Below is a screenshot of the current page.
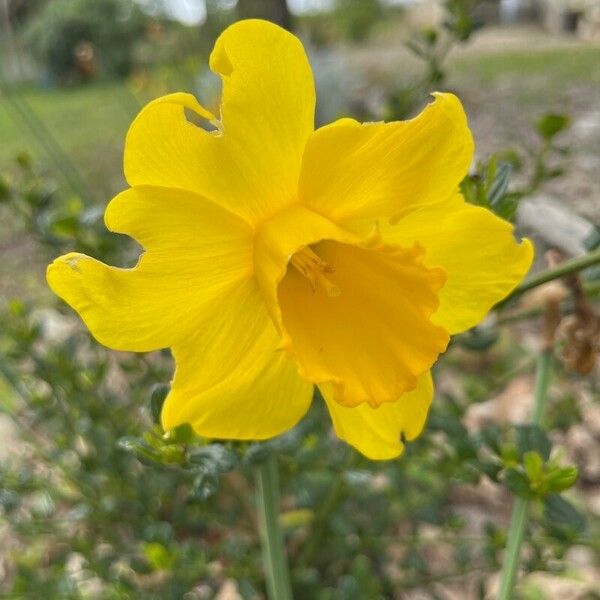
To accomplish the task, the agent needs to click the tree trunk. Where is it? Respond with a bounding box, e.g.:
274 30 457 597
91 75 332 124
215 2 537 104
237 0 293 31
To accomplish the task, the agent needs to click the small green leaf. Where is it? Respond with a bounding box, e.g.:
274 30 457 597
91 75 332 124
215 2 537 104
0 489 21 512
0 176 10 201
492 192 521 221
479 425 502 454
164 423 194 445
584 226 600 251
488 163 512 207
51 216 79 238
503 468 532 499
190 471 219 501
421 27 438 46
458 327 499 351
188 444 237 474
150 384 169 425
484 154 498 192
242 439 282 466
543 494 585 534
280 509 314 529
476 460 502 482
535 113 569 141
460 175 477 204
143 542 175 571
500 443 520 467
545 465 579 493
118 436 163 464
523 451 544 482
516 425 551 461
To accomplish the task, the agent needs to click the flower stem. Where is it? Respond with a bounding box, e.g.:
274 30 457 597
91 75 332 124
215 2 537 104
497 350 553 600
530 351 553 427
254 454 293 600
508 248 600 301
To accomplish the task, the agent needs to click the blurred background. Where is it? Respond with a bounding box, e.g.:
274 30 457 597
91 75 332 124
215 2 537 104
1 1 599 598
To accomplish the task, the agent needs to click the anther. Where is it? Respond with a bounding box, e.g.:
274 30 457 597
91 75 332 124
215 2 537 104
290 247 341 297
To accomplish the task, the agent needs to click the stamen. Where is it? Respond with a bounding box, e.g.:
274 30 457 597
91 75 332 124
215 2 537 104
290 247 341 297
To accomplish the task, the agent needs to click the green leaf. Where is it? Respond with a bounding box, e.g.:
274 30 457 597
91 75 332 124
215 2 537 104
150 384 169 425
0 489 21 512
143 542 174 571
188 444 237 474
118 436 163 465
190 471 219 501
460 175 477 204
51 216 79 238
421 27 438 46
535 113 569 141
516 425 551 461
584 226 600 251
523 451 543 482
242 443 272 466
476 460 502 482
280 509 314 529
488 163 512 208
544 465 579 493
458 327 499 351
0 176 10 202
503 467 532 499
479 425 502 454
543 494 585 534
492 192 521 221
164 423 194 445
484 154 497 192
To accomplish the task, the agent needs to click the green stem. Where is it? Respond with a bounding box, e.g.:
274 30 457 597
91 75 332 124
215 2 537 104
497 350 553 600
507 248 600 301
255 454 293 600
531 351 552 427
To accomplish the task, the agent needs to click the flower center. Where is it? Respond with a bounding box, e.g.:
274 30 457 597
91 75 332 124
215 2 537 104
290 247 341 297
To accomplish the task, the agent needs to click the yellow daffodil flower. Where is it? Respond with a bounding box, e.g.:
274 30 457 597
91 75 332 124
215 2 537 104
47 19 533 460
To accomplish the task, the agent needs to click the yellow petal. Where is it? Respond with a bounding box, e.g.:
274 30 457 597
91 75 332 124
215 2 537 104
298 93 473 224
47 187 253 352
322 372 434 460
380 194 534 333
254 204 447 408
125 20 315 224
161 279 313 440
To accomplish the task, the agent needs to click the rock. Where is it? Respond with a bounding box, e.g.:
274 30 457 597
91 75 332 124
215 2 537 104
566 425 600 481
214 579 243 600
517 195 596 257
521 570 599 599
464 375 534 430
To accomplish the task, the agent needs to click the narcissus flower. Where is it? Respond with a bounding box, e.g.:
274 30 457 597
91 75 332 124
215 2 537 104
47 19 533 459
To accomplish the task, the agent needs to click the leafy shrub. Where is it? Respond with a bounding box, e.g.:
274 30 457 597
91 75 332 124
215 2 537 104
24 0 148 82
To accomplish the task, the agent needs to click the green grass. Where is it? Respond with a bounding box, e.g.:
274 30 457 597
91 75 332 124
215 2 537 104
452 45 600 84
0 83 143 201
